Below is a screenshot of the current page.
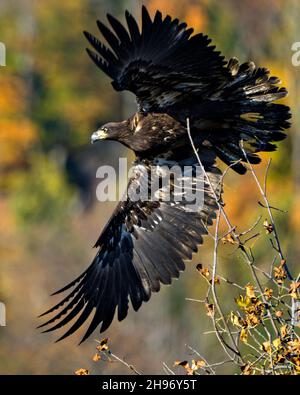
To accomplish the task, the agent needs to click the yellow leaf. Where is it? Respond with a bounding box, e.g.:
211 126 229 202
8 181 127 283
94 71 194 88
280 325 288 338
221 234 236 245
246 284 256 299
196 360 206 368
240 328 248 343
262 341 271 354
274 265 287 285
230 311 242 327
289 282 300 299
273 338 281 350
235 295 250 309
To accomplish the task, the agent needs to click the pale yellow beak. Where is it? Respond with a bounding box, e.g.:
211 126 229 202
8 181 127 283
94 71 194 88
91 129 108 144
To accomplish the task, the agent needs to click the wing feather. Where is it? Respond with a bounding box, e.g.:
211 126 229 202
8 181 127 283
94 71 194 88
84 6 227 109
39 157 221 341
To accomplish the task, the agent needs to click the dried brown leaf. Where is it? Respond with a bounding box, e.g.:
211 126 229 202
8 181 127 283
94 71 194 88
96 338 109 352
92 353 101 362
205 303 214 317
74 368 89 375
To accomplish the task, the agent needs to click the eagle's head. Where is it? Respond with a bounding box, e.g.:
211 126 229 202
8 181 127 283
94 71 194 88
91 112 184 153
91 120 131 145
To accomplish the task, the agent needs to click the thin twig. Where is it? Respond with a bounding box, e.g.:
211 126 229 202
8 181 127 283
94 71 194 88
109 351 141 375
258 201 288 213
212 210 243 362
218 275 245 290
186 345 215 375
162 362 176 375
186 119 254 265
240 142 292 280
187 119 277 340
185 121 297 374
238 215 262 237
185 297 206 303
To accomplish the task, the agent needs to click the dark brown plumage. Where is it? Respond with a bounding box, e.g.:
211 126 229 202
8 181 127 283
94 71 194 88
39 6 291 342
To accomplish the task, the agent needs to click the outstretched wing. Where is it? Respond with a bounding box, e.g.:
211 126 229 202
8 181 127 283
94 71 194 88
84 7 291 174
39 151 221 343
84 6 227 111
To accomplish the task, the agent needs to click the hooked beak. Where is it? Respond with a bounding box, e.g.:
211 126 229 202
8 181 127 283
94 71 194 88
91 129 108 144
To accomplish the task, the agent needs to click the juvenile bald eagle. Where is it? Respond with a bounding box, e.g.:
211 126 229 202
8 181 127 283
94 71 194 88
39 6 290 342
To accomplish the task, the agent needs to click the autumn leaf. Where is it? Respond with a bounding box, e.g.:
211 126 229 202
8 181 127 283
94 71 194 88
196 264 210 279
235 295 250 309
245 284 256 299
196 360 206 368
92 353 101 362
287 339 300 356
211 277 220 285
246 313 260 327
241 364 253 375
275 354 286 364
289 281 300 299
280 325 288 339
174 360 189 368
205 303 214 317
230 311 242 327
190 359 201 371
96 338 109 352
275 310 283 318
263 219 273 234
264 288 273 300
274 265 287 285
174 360 194 375
240 328 248 343
262 341 272 354
273 338 281 350
174 359 205 375
221 233 236 245
74 368 89 375
291 357 300 372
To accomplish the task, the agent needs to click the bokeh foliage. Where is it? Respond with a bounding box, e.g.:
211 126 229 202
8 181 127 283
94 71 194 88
0 0 299 374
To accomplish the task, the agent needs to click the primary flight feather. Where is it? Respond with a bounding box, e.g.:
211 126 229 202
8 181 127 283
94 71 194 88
39 6 290 342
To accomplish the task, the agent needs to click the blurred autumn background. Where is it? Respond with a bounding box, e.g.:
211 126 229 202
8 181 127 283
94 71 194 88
0 0 299 374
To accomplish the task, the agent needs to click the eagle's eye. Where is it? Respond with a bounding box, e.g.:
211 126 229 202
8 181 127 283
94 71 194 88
102 127 108 132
